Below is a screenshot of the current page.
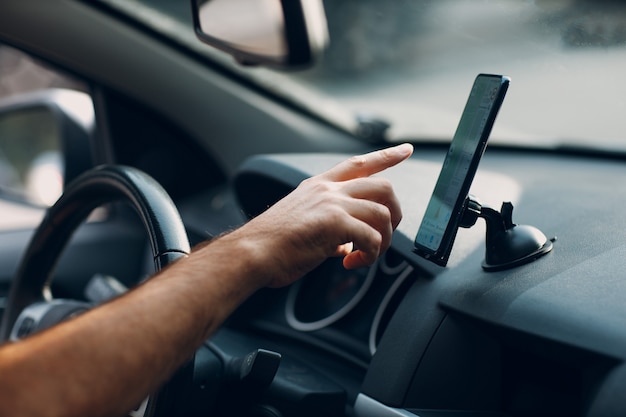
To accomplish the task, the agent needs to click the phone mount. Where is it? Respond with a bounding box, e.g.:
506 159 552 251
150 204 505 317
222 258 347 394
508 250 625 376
459 196 554 271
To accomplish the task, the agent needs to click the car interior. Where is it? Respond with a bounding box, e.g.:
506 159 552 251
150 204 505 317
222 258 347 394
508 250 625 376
1 1 626 417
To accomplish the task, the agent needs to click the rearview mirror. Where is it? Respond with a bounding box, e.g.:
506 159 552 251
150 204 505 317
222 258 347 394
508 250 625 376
191 0 328 69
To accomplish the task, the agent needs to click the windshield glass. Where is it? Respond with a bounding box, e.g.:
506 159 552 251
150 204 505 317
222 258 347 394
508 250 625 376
95 0 626 151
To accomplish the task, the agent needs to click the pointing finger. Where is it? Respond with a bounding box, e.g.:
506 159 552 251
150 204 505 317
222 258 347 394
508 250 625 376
321 143 413 182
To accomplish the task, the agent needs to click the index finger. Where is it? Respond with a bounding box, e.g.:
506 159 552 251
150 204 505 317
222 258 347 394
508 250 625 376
321 143 413 182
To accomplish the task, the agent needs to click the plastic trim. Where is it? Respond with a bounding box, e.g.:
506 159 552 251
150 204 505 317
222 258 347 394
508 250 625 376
369 265 414 355
354 394 420 417
285 259 378 332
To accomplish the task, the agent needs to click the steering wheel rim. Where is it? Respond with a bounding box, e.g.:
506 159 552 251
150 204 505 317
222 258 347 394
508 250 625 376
0 165 191 415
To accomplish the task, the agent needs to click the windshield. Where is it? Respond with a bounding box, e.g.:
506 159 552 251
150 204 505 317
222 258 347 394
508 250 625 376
95 0 626 152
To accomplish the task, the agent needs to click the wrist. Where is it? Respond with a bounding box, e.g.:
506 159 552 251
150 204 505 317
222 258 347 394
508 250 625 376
196 227 275 291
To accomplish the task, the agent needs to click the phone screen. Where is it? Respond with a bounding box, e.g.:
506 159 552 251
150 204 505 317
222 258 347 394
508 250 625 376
414 74 509 266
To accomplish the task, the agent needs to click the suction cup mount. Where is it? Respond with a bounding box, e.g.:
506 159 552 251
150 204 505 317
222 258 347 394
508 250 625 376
460 196 554 271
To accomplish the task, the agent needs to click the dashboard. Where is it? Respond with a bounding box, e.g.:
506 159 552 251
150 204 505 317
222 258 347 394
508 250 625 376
177 147 626 417
2 2 626 416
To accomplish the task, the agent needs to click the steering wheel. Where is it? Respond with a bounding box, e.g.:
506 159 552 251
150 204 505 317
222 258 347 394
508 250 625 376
0 165 191 417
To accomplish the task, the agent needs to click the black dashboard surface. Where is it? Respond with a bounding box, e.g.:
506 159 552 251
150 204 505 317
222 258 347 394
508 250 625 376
180 148 626 416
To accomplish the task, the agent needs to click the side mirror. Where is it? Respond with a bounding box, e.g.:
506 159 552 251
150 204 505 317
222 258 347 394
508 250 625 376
191 0 328 69
0 89 94 206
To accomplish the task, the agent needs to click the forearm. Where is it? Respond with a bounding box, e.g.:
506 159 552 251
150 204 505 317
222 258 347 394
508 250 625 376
0 144 412 417
0 230 265 417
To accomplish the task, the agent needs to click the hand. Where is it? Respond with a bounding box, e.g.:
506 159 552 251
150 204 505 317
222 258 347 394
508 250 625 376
234 143 413 288
0 145 410 417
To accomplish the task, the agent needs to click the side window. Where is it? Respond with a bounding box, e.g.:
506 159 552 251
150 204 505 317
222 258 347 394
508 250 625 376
0 107 62 206
0 45 86 97
0 45 90 208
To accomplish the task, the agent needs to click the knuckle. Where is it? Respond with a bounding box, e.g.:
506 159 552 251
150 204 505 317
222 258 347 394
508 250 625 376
377 178 394 194
373 203 392 224
347 155 367 169
394 209 403 227
304 178 333 194
370 230 383 248
300 177 319 189
321 204 347 227
300 177 313 186
361 229 382 254
366 177 394 196
379 147 394 164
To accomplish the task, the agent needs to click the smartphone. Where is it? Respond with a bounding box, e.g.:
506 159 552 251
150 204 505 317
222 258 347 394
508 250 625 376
414 73 510 266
